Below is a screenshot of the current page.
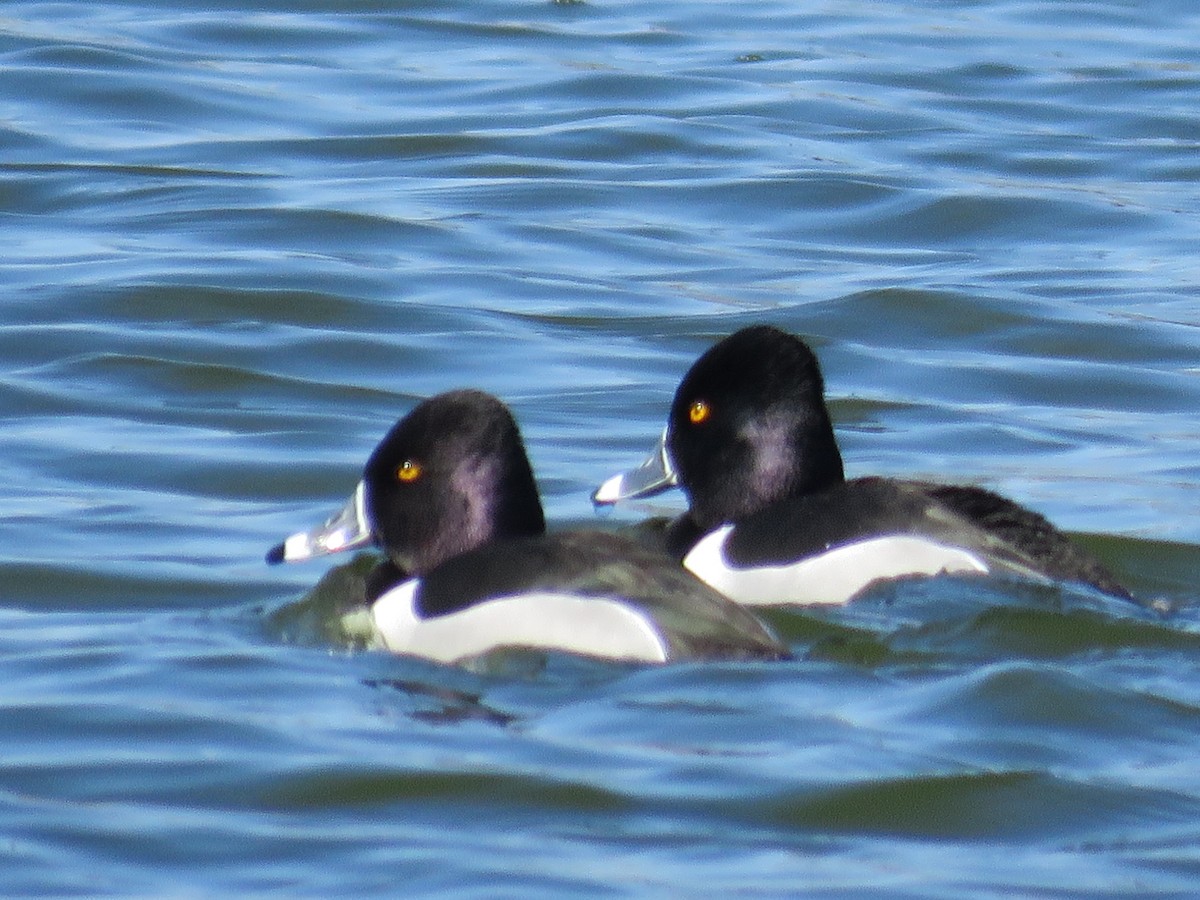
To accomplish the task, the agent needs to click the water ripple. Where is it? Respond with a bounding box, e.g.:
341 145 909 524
3 0 1200 894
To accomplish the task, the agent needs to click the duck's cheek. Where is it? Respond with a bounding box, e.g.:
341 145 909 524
683 526 990 606
370 582 670 665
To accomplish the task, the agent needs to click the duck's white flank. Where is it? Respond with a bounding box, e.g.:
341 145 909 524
683 526 990 606
370 581 670 664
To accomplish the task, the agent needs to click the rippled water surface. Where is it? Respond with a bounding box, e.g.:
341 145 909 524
4 0 1200 894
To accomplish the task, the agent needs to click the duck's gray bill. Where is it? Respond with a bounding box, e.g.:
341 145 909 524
266 481 373 564
591 429 678 505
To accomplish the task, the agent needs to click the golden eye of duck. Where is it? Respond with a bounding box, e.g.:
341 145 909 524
396 460 423 483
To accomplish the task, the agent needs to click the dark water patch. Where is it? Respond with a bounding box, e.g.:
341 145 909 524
821 287 1041 348
757 609 897 669
904 604 1200 662
5 67 274 146
158 10 385 56
853 191 1153 248
0 162 267 227
3 43 172 74
260 131 500 166
3 0 1200 893
94 283 424 331
124 205 459 258
758 567 1195 667
765 769 1200 841
259 766 632 812
0 561 276 612
1087 534 1200 601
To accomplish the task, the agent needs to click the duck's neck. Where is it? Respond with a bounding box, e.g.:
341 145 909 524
687 410 845 533
788 409 845 497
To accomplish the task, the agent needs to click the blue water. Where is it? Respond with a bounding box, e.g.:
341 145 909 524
3 0 1200 894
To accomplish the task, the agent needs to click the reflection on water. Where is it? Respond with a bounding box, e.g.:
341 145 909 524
2 0 1200 894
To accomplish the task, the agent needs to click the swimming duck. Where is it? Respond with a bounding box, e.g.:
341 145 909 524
268 389 788 664
592 325 1132 605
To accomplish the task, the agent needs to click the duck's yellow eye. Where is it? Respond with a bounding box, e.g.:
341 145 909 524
688 399 711 425
396 460 423 483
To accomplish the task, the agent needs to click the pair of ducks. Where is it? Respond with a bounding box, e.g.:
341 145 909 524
268 326 1132 665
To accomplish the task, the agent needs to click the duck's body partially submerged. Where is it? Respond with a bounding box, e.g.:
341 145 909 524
593 326 1132 606
269 390 787 665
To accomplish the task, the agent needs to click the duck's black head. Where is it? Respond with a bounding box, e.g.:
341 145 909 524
364 390 546 574
666 326 845 531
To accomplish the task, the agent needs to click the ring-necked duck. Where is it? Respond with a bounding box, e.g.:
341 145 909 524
268 390 788 665
592 326 1132 605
